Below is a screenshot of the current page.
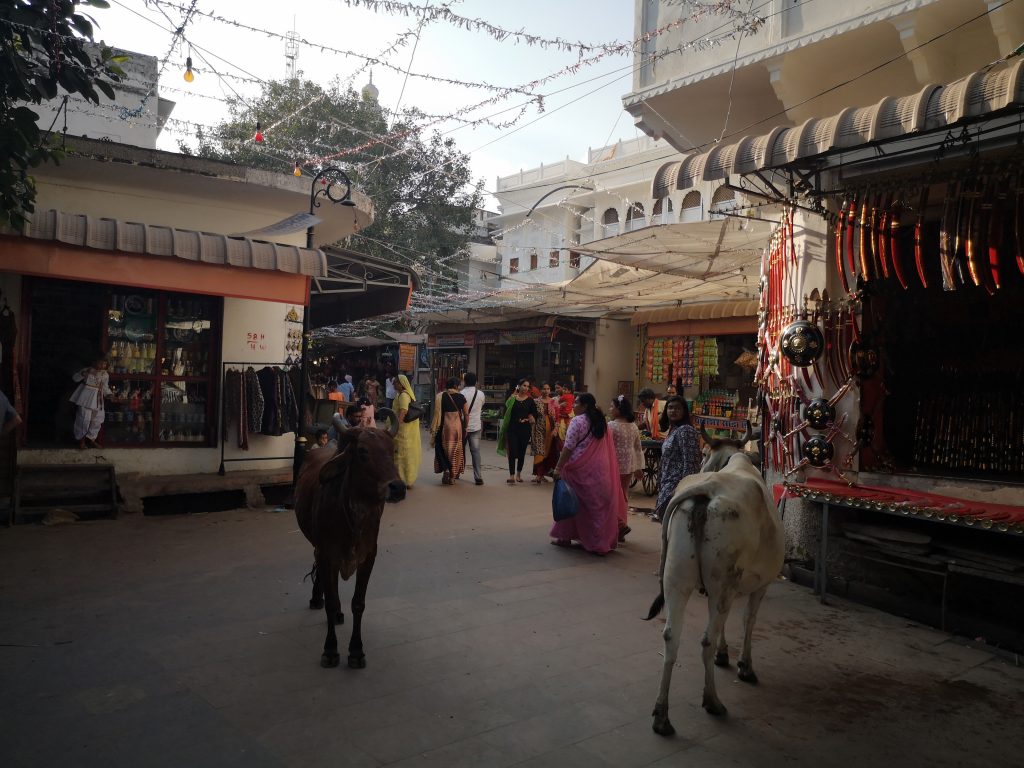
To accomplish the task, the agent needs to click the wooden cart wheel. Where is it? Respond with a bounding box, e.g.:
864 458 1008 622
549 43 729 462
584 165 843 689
642 446 660 496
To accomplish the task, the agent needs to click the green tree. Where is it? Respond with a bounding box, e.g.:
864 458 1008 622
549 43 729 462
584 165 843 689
1 0 124 229
191 78 482 296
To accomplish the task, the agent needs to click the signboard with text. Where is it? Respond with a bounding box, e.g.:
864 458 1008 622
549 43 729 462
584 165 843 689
398 343 417 372
427 332 476 349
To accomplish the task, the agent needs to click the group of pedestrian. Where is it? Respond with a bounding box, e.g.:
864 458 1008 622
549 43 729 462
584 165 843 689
330 367 704 560
327 371 398 409
497 380 575 485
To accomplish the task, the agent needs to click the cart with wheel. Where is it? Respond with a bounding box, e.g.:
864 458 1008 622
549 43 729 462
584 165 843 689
629 438 662 496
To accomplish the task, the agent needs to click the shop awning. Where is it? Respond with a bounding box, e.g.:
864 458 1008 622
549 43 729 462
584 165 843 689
574 217 774 278
630 299 759 326
651 57 1024 193
309 248 419 329
11 212 418 326
20 209 328 276
417 256 760 323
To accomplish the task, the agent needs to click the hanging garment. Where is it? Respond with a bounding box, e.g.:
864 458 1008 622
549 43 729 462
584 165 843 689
244 366 264 435
223 368 248 449
278 367 299 434
256 366 282 435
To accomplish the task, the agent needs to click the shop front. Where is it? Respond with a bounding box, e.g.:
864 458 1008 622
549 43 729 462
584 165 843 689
0 136 423 500
478 326 586 394
654 59 1024 648
632 301 759 437
426 320 588 397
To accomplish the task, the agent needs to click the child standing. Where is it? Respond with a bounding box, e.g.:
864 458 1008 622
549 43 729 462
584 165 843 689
71 355 111 449
608 395 645 541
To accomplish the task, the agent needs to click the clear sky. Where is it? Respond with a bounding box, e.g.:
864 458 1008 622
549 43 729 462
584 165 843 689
92 0 646 208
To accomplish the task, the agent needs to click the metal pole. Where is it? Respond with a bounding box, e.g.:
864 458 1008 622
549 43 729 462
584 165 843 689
292 167 355 492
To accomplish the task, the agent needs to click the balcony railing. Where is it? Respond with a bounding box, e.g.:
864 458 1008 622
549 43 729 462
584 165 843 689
602 223 620 238
651 212 673 226
624 217 647 232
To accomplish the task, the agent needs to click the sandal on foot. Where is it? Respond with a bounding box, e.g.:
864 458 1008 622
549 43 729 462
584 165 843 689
551 539 571 548
507 478 516 485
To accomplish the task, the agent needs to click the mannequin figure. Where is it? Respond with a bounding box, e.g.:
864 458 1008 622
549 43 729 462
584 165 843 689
71 355 111 449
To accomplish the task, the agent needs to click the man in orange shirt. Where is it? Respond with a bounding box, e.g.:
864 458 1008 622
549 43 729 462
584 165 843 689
637 388 665 440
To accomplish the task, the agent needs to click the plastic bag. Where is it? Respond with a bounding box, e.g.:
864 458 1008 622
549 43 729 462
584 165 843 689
552 478 579 522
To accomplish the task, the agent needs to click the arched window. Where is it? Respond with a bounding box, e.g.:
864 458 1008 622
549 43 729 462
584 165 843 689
710 185 736 218
653 197 674 224
681 190 702 223
625 202 646 232
602 207 620 237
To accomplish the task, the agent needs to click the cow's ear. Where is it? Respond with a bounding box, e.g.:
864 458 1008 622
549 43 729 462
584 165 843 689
319 449 350 484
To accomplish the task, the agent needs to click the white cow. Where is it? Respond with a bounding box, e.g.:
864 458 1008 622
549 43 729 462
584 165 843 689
647 435 784 736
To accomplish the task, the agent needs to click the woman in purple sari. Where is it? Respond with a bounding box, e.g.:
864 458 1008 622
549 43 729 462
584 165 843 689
550 393 624 554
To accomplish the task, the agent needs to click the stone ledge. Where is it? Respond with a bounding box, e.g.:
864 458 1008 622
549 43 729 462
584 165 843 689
117 468 293 514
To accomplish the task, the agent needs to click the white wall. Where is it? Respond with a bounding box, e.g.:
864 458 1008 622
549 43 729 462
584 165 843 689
33 46 168 149
219 297 301 472
583 319 637 400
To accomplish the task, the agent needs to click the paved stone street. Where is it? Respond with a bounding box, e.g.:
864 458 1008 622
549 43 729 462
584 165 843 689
2 435 1022 767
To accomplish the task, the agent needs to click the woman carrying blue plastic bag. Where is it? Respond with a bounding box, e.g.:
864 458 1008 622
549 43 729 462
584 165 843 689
549 393 623 554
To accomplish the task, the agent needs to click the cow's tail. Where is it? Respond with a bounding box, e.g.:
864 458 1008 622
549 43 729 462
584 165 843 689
644 478 718 620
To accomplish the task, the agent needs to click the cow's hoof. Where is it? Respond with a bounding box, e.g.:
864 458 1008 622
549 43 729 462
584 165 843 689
320 652 340 668
335 612 345 625
348 654 366 669
702 694 727 717
651 704 675 737
652 718 675 737
309 598 324 610
714 651 730 668
737 661 758 685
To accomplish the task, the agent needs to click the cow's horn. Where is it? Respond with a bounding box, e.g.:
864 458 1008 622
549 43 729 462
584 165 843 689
699 423 714 444
377 407 399 437
739 419 752 445
332 413 348 433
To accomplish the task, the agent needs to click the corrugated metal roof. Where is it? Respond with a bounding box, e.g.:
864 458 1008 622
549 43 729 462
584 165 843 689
19 209 328 277
651 58 1024 197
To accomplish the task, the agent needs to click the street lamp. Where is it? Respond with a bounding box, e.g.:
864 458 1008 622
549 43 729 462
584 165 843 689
294 166 358 487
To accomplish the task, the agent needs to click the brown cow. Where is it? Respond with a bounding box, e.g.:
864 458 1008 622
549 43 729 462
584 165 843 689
294 411 406 668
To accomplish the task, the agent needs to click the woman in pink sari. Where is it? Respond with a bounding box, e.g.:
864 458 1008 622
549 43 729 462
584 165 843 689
550 393 624 554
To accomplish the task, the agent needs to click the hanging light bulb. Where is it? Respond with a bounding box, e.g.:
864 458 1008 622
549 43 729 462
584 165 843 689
253 120 264 143
293 162 302 177
183 56 194 83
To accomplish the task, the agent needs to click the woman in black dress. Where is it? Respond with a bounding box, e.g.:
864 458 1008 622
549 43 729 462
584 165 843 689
499 378 536 484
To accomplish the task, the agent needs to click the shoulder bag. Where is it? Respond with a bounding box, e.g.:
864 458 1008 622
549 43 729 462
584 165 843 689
402 395 424 423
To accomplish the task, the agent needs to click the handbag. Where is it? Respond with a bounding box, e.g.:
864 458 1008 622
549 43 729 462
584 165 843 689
552 478 579 522
403 399 424 423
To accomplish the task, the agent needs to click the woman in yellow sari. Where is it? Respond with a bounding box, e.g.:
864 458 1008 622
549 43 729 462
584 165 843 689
393 374 421 489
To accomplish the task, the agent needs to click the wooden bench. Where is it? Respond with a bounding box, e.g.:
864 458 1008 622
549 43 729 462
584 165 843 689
10 463 118 525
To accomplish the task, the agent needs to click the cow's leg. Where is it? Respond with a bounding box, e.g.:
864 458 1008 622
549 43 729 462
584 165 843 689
320 555 342 668
737 586 768 685
308 560 324 610
700 596 733 716
714 615 730 668
652 585 692 737
347 550 376 669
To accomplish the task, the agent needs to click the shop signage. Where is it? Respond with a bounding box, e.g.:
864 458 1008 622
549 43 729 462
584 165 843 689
476 330 499 345
427 332 475 349
499 328 550 345
398 343 417 371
